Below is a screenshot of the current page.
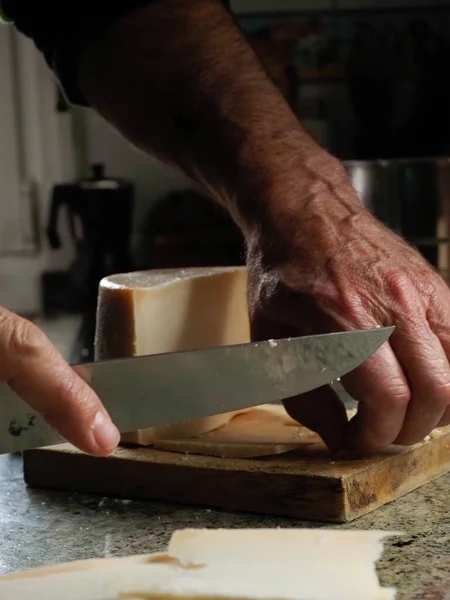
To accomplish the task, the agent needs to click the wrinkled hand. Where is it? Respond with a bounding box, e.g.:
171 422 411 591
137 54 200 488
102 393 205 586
247 170 450 453
0 308 119 455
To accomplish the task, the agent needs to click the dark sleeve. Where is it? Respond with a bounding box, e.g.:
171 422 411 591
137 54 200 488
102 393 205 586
0 0 231 106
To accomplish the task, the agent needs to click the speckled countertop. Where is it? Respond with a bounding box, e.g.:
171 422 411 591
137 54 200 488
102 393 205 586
0 453 448 599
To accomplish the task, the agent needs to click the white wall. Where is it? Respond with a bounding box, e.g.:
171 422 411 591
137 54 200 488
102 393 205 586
0 29 76 315
85 111 193 229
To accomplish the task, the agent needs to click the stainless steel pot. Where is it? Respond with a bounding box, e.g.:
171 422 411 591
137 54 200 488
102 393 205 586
344 159 402 234
344 157 450 270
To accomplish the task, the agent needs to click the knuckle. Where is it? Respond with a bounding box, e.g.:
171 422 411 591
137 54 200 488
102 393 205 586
6 318 48 360
383 271 432 330
356 375 410 411
415 269 440 298
351 362 410 411
384 386 410 411
47 372 98 423
383 271 416 307
423 381 450 412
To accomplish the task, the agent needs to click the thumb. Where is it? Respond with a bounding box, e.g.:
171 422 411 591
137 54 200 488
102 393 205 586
283 384 348 453
251 313 348 452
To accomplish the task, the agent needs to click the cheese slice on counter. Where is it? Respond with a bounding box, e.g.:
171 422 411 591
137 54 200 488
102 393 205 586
0 528 398 600
95 267 250 445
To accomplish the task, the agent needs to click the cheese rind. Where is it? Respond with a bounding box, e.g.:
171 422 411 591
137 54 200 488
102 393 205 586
95 267 250 359
0 528 399 600
95 267 250 445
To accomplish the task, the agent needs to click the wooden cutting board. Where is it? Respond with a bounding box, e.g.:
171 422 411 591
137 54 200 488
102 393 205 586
23 425 450 523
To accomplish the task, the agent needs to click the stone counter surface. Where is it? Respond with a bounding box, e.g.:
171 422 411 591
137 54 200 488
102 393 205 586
0 453 448 599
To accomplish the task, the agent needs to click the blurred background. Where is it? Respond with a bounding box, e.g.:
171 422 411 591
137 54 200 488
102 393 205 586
0 0 448 363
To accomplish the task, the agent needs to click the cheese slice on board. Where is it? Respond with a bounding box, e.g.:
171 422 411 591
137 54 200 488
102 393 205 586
153 403 319 458
0 528 398 600
121 412 243 446
95 267 250 445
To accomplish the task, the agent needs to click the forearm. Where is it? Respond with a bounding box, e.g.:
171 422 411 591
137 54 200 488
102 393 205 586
77 0 357 233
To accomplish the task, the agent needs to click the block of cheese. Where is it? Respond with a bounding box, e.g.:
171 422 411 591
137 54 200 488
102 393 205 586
95 267 250 445
153 403 319 458
0 528 398 600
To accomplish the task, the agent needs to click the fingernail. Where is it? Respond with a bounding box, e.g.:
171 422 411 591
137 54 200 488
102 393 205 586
92 411 120 453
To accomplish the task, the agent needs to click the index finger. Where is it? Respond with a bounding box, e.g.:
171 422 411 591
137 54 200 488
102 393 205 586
342 338 410 452
0 309 119 456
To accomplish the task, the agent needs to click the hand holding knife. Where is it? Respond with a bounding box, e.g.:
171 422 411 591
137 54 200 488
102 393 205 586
0 327 393 455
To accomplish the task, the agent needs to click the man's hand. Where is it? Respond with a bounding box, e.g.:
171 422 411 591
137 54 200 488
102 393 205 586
246 168 450 453
74 0 450 453
0 308 119 455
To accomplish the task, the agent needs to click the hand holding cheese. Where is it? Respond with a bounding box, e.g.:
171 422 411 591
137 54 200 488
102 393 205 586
77 0 450 453
0 307 119 456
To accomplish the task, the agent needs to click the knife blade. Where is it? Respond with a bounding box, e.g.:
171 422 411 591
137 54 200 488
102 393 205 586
0 326 393 454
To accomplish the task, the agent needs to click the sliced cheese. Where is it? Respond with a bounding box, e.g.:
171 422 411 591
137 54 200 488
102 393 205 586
0 528 398 600
153 404 318 458
0 553 162 581
121 412 241 446
95 267 250 445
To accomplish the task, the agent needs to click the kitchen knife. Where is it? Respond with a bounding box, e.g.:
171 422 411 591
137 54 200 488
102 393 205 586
0 326 393 454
